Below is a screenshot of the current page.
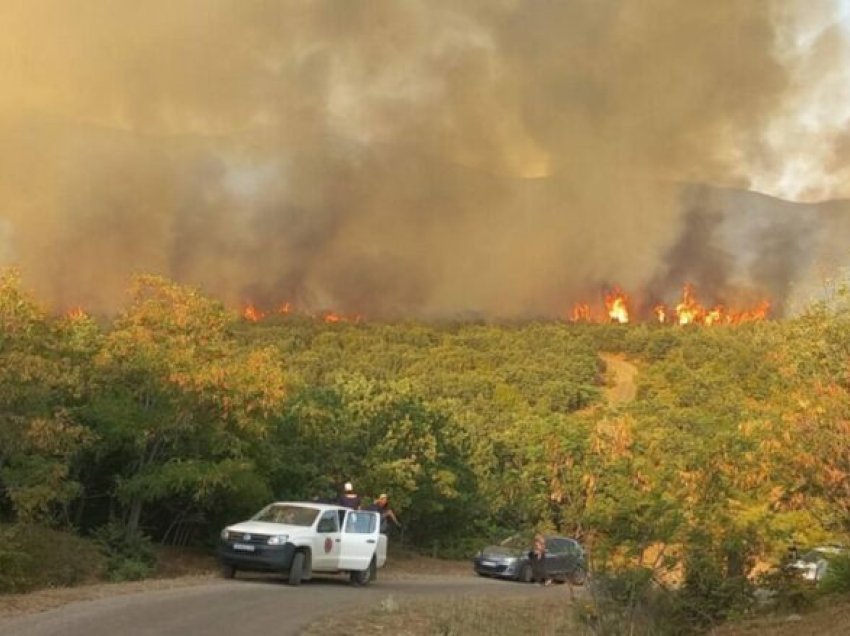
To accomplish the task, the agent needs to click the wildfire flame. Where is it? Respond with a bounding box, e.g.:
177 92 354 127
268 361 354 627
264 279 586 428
242 303 264 322
240 301 360 324
676 283 701 325
569 283 770 326
66 307 87 320
571 303 592 323
605 288 630 324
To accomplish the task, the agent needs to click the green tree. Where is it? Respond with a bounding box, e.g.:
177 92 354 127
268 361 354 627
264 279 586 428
0 269 94 524
85 276 286 538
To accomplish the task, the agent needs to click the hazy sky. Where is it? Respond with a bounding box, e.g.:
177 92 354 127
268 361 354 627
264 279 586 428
1 1 848 318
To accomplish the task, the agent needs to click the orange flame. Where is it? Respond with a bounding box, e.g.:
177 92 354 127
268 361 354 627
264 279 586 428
675 284 703 325
728 299 771 324
605 288 630 324
566 283 770 326
242 303 264 322
570 303 592 323
66 307 87 320
704 306 723 326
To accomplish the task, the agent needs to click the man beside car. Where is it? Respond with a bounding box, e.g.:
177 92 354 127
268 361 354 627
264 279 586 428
529 534 551 586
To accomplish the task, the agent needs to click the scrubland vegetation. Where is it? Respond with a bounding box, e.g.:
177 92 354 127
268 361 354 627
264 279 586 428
2 267 850 632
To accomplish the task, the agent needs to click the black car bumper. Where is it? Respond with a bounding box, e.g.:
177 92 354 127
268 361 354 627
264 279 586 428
218 541 296 572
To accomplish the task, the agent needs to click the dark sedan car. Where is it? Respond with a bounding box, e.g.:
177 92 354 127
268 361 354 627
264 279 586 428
473 534 587 584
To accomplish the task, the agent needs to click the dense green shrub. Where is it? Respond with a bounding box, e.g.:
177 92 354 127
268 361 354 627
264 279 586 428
0 525 31 593
92 522 157 582
820 553 850 595
576 556 758 636
673 550 754 631
754 565 817 612
575 566 682 636
0 524 105 593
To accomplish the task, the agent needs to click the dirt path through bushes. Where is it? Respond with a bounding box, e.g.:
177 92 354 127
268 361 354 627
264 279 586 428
600 352 638 405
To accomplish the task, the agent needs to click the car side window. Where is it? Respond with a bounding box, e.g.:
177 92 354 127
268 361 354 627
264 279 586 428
344 511 377 534
317 511 339 533
547 538 569 555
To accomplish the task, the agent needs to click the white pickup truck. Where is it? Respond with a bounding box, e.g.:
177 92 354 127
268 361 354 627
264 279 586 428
218 501 387 586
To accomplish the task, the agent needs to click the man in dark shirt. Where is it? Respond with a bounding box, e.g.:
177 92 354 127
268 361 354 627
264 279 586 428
529 534 550 585
338 482 361 509
367 493 401 532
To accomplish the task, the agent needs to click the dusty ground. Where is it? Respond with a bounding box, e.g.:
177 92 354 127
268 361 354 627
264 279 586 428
710 596 850 636
0 547 471 619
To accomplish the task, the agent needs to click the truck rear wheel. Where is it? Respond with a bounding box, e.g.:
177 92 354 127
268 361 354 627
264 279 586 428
350 557 376 586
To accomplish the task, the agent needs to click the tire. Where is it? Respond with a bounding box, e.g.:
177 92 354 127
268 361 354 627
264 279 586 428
569 566 587 586
350 557 376 586
288 551 305 586
518 564 533 583
222 564 236 579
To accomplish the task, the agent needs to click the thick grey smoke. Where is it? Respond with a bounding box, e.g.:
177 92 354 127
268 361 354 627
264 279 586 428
0 1 848 318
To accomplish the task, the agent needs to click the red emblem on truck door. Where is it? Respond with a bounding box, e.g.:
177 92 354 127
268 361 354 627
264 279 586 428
324 537 333 553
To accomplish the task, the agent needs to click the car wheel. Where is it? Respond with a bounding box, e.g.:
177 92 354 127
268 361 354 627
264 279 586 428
569 566 587 586
519 564 533 583
350 557 376 586
222 565 236 579
288 551 305 586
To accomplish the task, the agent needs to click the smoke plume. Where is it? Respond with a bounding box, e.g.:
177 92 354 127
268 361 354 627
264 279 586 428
1 1 849 318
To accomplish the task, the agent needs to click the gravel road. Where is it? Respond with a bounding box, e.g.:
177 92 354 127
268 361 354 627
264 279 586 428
0 573 575 636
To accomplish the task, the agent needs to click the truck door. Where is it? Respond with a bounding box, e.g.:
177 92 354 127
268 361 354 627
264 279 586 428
312 510 342 571
338 510 380 571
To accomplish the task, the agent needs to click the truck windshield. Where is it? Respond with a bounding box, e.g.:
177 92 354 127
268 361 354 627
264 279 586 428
252 504 319 527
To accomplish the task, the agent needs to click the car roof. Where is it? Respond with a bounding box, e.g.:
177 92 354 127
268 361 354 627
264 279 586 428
266 501 359 513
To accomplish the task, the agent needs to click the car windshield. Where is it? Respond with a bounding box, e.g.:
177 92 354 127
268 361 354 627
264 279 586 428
252 504 319 527
499 534 533 550
802 547 846 562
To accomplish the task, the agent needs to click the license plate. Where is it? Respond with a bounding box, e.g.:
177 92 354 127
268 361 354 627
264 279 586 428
481 560 495 567
233 543 255 552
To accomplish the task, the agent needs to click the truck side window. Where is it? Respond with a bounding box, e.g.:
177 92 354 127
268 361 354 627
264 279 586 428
345 512 377 534
317 511 339 533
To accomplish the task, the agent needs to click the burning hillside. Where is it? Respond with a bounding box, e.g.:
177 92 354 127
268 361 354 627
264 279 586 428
570 283 770 326
235 281 769 327
241 302 361 325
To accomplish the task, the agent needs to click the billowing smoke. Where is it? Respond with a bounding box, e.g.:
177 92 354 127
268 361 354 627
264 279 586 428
0 1 848 318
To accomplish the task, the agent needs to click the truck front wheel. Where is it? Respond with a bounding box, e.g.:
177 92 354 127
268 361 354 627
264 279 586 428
288 551 305 586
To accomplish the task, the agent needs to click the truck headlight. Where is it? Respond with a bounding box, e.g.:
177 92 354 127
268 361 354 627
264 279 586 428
267 535 289 545
220 529 230 541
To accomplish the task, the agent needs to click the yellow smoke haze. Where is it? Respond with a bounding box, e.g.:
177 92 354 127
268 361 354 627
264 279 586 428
0 1 847 317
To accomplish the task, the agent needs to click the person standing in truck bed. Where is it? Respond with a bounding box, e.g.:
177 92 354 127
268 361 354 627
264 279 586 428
338 481 361 509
